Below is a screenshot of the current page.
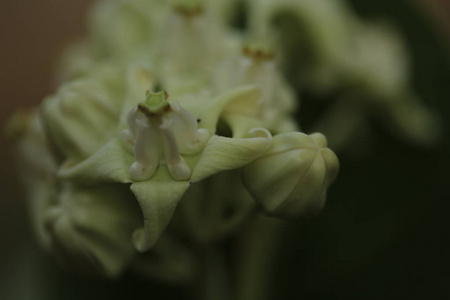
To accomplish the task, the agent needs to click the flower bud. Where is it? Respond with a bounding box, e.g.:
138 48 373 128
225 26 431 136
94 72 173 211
44 184 141 277
243 132 339 218
42 80 121 160
6 110 57 249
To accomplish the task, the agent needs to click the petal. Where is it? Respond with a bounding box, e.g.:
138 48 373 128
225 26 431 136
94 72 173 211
190 85 262 134
58 139 134 184
191 128 272 182
130 180 190 252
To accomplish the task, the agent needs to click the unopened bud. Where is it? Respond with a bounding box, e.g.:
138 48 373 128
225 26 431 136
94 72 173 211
44 184 141 277
42 80 120 160
243 132 339 218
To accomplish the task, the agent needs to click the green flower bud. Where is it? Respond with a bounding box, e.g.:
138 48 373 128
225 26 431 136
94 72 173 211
243 132 339 218
42 80 121 160
44 184 141 277
6 110 57 249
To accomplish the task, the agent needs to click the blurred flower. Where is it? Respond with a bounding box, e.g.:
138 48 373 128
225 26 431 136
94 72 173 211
6 110 57 249
247 0 440 150
44 183 142 277
30 0 450 280
58 84 273 252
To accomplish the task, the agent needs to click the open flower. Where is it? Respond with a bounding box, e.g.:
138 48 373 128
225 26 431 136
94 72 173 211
215 37 299 134
120 90 210 181
58 85 272 252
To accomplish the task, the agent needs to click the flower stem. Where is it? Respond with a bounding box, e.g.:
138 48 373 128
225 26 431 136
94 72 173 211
194 244 232 300
235 217 285 300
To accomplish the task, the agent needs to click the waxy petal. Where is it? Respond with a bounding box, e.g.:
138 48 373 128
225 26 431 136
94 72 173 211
58 139 134 184
130 180 190 252
191 128 272 182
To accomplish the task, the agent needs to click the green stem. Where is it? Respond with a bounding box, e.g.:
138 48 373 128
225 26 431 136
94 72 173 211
236 217 285 300
195 245 232 300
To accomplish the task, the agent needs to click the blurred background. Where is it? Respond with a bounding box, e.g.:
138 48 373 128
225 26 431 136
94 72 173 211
0 0 449 299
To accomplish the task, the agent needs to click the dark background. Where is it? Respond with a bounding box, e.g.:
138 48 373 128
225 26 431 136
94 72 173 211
279 1 450 299
0 0 449 299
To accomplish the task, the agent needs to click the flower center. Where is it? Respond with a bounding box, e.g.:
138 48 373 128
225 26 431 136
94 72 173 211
173 0 204 18
242 45 275 62
121 91 210 181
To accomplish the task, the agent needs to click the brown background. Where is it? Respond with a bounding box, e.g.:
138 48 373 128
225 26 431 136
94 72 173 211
0 0 94 262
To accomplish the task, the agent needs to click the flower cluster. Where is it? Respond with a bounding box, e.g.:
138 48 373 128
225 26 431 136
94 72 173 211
9 0 437 280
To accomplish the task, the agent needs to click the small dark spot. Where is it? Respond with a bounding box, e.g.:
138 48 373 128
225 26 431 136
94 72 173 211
222 203 236 220
174 5 204 18
216 119 232 138
153 82 163 91
230 1 248 30
197 118 201 123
